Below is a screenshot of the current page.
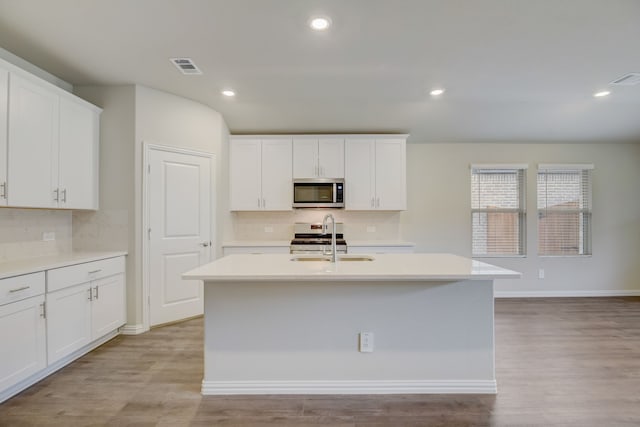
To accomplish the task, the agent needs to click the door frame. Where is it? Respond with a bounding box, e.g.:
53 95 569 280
142 142 215 331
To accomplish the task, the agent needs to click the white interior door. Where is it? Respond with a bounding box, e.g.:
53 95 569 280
148 147 212 326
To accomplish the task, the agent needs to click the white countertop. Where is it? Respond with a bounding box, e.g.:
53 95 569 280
348 240 415 247
222 240 415 247
183 253 520 282
222 241 290 247
0 251 128 280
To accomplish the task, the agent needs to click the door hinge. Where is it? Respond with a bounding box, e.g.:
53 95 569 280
148 228 151 240
147 164 151 174
40 301 46 319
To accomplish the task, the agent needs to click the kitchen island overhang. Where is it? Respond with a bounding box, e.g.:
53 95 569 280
183 253 520 395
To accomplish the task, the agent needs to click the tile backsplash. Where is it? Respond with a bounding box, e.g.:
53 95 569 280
230 210 403 241
0 208 72 262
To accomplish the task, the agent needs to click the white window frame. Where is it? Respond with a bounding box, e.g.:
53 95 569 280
537 164 593 257
471 164 528 258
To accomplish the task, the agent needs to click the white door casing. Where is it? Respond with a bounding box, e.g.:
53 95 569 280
147 145 212 327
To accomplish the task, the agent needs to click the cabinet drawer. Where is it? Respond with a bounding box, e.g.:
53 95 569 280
47 256 125 293
0 272 45 306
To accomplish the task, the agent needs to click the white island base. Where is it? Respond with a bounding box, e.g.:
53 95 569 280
184 253 520 395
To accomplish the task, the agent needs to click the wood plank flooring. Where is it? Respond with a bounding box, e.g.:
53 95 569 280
1 297 639 426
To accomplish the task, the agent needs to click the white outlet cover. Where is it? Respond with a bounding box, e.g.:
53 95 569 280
359 332 374 353
42 231 56 241
366 226 376 233
264 226 274 233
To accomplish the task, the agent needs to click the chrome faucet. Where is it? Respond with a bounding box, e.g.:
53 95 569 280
322 213 338 263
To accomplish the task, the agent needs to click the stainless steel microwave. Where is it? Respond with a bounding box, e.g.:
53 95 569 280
293 179 344 208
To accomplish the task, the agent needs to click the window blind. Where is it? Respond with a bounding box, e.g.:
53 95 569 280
537 166 592 256
471 167 526 256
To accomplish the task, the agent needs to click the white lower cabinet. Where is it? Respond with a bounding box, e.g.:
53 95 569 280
46 256 126 365
91 273 126 339
0 254 126 403
46 283 92 365
0 293 46 392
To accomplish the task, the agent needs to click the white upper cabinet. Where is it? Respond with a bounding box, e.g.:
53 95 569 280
293 138 344 178
345 137 406 211
58 96 100 209
230 138 292 211
7 73 60 209
0 67 7 207
261 139 293 210
229 139 262 210
0 59 100 210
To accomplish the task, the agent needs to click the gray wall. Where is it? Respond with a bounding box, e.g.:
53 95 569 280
403 142 640 296
73 84 229 330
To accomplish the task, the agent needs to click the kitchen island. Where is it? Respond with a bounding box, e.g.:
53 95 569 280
183 253 520 395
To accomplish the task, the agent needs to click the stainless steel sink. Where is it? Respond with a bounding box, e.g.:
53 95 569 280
338 255 375 261
290 256 332 262
290 255 375 262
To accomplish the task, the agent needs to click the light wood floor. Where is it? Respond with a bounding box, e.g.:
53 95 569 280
1 297 639 426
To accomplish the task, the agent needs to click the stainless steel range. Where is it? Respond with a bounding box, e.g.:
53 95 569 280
290 222 347 254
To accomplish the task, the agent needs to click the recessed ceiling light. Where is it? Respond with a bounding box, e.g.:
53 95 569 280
430 89 445 96
222 90 236 97
593 90 610 98
309 16 331 31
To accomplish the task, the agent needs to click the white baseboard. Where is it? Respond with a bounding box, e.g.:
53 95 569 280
121 323 147 335
201 379 497 395
495 290 640 298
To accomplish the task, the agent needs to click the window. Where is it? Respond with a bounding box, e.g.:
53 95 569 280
537 164 593 256
471 165 527 257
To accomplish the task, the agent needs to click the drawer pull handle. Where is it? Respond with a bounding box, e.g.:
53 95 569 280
88 269 102 275
9 286 30 293
94 286 99 300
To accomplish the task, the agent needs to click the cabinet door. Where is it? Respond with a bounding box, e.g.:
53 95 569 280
229 139 262 210
375 139 406 210
345 139 375 210
91 273 125 339
318 138 344 178
58 97 99 210
46 283 91 365
0 295 46 391
0 67 7 206
292 139 318 178
7 74 59 208
261 139 292 211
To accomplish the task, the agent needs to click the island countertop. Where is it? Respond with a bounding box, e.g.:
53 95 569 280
183 253 520 282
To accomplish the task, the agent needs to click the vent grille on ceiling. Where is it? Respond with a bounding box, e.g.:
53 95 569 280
170 58 202 75
609 73 640 86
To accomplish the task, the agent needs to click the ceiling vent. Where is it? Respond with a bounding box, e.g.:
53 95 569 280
609 73 640 86
170 58 202 75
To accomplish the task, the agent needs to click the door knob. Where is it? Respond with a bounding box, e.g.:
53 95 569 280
199 242 210 247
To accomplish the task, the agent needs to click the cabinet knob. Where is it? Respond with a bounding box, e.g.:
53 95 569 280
199 242 210 247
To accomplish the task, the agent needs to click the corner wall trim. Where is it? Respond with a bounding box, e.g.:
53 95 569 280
121 323 147 335
495 290 640 298
201 380 497 395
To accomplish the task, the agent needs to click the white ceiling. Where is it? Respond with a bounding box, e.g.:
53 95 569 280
0 0 639 143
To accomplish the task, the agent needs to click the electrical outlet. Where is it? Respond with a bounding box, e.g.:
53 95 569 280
42 231 56 241
538 269 545 279
366 225 376 233
264 226 274 233
359 332 374 353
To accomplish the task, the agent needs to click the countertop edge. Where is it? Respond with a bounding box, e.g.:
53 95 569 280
185 273 521 282
0 251 128 280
